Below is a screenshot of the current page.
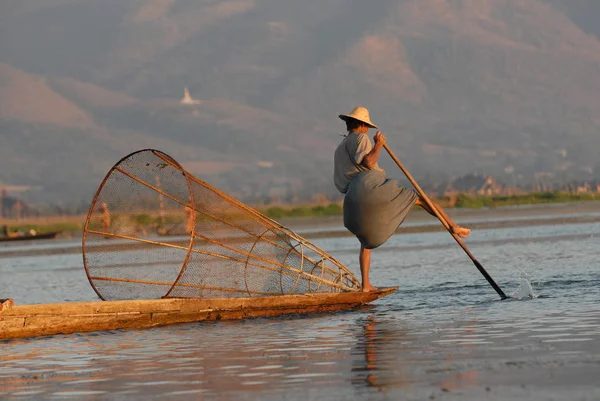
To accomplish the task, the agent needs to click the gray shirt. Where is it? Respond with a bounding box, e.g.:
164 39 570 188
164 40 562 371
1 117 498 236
333 132 384 194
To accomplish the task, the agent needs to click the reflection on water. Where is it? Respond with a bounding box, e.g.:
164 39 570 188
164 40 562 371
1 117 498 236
1 211 600 400
2 305 599 400
351 313 412 391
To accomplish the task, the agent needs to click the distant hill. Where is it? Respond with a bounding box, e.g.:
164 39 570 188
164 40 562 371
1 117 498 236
1 0 600 206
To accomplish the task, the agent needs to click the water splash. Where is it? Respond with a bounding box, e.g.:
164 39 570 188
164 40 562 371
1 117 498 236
512 269 538 299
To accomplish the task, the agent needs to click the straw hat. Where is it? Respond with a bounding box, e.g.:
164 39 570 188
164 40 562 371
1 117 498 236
338 106 378 129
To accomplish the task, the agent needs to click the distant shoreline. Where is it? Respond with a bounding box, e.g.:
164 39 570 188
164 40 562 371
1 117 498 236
277 199 600 228
2 201 599 258
1 198 600 238
258 192 599 220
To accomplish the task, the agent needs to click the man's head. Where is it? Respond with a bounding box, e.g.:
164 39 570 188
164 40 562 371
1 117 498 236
344 118 369 133
339 106 378 133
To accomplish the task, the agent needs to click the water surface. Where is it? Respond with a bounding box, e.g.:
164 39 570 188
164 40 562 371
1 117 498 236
1 205 600 400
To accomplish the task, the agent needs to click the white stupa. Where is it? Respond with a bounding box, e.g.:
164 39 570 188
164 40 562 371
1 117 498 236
181 87 200 105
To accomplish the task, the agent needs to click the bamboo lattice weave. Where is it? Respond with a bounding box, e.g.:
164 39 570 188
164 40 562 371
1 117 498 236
82 149 360 300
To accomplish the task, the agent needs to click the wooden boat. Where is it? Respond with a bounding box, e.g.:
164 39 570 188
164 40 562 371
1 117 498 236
0 150 396 342
0 231 61 242
0 287 396 340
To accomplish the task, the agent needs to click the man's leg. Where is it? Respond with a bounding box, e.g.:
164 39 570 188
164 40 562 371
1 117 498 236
359 245 377 292
415 198 471 238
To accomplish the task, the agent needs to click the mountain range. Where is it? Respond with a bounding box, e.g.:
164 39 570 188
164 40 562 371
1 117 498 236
2 0 600 206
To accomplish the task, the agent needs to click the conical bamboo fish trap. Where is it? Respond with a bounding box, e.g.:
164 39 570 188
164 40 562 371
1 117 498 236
82 149 360 300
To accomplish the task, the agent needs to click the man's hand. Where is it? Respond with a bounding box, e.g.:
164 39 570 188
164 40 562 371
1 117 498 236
362 131 386 169
374 131 386 147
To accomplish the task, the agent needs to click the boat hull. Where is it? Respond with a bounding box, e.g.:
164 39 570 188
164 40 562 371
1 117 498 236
0 287 396 340
0 231 60 242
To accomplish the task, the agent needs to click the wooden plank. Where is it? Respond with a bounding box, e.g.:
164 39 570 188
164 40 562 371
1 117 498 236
150 302 371 325
0 287 397 340
1 288 396 316
0 316 24 332
3 313 153 340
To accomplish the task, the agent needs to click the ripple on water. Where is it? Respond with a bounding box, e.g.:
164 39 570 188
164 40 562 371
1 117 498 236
1 218 600 400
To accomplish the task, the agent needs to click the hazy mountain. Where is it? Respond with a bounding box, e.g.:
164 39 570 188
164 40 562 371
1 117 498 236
1 0 600 206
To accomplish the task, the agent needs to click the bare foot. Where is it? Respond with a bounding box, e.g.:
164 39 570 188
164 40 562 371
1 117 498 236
361 284 378 293
451 226 471 238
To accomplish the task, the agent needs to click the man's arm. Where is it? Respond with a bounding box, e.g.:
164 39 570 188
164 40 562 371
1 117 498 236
361 131 386 169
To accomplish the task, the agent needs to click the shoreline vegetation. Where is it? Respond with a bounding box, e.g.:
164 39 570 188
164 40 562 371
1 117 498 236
0 192 598 237
260 191 598 219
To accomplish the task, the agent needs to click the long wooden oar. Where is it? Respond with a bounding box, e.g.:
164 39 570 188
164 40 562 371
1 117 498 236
383 144 508 300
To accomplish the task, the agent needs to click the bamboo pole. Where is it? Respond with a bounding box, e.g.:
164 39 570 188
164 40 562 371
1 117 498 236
383 144 508 300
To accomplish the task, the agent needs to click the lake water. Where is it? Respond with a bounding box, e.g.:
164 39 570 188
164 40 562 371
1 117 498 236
1 204 600 400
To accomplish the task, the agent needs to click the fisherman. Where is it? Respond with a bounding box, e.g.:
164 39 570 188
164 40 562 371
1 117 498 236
185 205 195 234
99 202 111 231
0 224 19 238
333 106 471 292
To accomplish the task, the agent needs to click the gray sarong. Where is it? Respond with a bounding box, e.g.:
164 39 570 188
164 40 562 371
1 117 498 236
344 170 418 249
